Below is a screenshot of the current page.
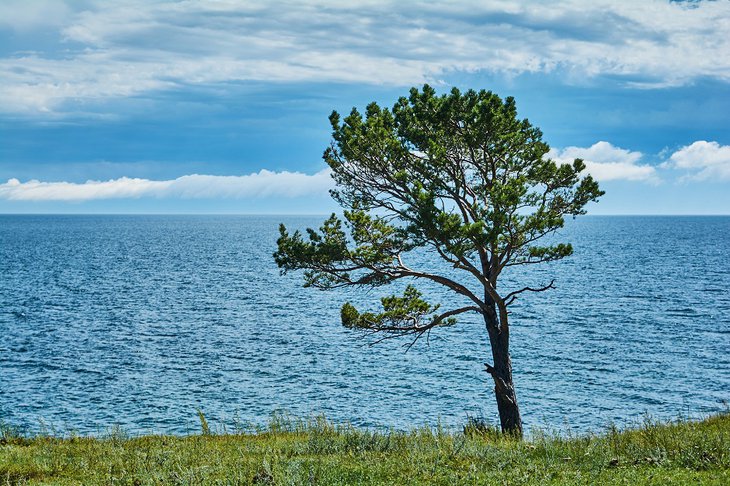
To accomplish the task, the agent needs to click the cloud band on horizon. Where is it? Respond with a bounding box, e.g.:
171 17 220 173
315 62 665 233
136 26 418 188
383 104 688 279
3 140 728 202
0 169 334 201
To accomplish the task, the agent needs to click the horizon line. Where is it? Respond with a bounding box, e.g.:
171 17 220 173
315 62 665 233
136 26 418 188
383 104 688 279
1 213 729 217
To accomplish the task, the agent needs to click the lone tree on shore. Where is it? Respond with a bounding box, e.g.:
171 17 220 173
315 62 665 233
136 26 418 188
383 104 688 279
274 85 603 436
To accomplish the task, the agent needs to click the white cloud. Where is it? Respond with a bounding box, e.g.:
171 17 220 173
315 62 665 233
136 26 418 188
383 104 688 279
0 0 72 31
1 0 730 114
548 141 657 182
665 141 730 181
0 169 334 201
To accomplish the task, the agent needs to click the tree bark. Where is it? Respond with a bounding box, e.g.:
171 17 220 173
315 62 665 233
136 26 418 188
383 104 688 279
484 310 523 437
490 348 522 437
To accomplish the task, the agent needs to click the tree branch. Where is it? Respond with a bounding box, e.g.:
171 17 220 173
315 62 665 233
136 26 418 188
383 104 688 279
503 279 556 306
394 266 486 309
360 304 481 350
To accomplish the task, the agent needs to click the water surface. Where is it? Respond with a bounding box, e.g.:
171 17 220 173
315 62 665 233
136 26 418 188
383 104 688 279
0 215 728 434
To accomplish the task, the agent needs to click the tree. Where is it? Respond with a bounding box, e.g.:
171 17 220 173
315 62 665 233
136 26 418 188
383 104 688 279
274 85 603 436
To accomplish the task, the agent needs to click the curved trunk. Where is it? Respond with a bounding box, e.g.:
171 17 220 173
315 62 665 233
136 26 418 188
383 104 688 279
484 308 523 437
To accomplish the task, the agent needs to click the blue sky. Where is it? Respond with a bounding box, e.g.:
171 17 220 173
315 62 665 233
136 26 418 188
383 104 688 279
1 0 729 214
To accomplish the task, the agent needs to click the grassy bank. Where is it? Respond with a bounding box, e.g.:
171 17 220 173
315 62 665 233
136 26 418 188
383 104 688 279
1 413 728 485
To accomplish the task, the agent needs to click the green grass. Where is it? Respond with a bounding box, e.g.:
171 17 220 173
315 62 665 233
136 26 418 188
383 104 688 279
1 412 728 485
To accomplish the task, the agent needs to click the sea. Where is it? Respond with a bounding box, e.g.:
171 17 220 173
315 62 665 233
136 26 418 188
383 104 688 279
0 215 728 435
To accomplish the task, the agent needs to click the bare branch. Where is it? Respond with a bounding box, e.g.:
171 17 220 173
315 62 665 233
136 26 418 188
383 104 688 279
503 279 556 306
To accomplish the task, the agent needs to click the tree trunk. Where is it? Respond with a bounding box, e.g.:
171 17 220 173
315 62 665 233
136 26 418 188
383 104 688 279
484 311 523 437
490 347 522 437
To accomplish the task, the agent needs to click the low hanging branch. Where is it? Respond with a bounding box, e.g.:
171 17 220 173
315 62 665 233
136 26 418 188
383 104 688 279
347 296 482 351
340 285 481 335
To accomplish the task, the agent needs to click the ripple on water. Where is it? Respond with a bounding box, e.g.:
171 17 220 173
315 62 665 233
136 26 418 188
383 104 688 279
0 215 728 435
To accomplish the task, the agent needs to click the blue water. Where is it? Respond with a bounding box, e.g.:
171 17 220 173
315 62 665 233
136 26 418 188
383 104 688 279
0 215 728 435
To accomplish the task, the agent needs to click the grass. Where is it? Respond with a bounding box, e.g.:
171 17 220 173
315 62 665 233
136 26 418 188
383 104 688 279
1 412 728 485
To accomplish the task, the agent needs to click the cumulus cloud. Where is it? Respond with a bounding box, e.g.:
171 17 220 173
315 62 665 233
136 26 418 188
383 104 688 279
0 169 334 201
1 0 729 114
548 141 658 182
664 141 730 181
